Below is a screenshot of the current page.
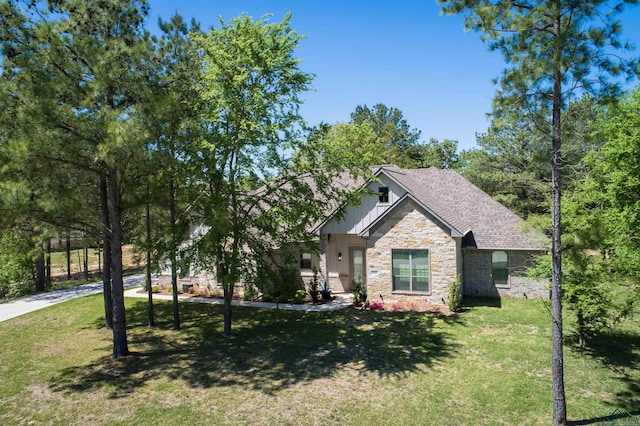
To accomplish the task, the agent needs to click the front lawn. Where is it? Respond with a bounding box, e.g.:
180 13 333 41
0 296 637 425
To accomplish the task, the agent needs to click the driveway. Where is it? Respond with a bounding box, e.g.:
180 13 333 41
0 274 144 323
1 273 353 322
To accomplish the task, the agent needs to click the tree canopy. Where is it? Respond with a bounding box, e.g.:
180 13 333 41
350 103 422 167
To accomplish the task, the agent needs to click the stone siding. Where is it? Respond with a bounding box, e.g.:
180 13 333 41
463 249 549 300
366 202 461 305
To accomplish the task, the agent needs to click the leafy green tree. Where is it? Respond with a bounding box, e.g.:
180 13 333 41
589 85 640 294
350 103 421 167
295 122 382 170
191 13 373 337
408 138 460 170
460 106 549 218
529 176 626 348
440 0 640 423
191 13 314 337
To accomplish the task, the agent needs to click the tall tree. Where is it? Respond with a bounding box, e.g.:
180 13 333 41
135 13 202 330
439 1 639 423
350 103 422 167
191 13 314 337
191 13 372 337
0 0 154 358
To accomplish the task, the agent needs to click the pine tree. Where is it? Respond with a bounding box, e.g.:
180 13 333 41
439 1 639 423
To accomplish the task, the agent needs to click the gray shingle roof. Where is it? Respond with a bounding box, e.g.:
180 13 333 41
375 165 545 250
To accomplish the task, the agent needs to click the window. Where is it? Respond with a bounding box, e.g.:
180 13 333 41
300 252 312 269
378 186 389 203
392 250 429 292
492 251 509 286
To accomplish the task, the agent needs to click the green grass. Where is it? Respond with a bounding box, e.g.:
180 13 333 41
0 297 638 425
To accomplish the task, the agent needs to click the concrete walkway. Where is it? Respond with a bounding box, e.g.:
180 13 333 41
124 287 353 312
0 274 144 323
1 273 352 323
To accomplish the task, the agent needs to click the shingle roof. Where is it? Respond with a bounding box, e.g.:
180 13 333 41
374 165 545 250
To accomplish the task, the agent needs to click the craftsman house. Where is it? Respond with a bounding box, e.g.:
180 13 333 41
169 165 549 303
304 165 548 302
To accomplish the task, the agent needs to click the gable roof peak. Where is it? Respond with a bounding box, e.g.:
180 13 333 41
371 165 545 250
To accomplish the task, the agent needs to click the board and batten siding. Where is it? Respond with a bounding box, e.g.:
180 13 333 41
322 175 406 234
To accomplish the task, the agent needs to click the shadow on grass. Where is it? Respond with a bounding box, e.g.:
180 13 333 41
53 299 462 398
568 408 640 426
568 329 640 424
462 297 502 309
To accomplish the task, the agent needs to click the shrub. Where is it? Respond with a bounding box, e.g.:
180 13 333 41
447 274 462 312
320 279 332 300
0 229 36 299
151 285 160 294
352 276 367 307
275 265 301 302
243 283 258 301
167 285 183 294
309 266 320 303
293 289 307 304
261 294 273 303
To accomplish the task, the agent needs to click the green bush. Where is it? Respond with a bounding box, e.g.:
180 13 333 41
352 276 366 307
243 283 258 301
0 229 36 299
275 265 301 301
309 266 320 303
166 285 183 295
447 275 462 312
293 289 307 304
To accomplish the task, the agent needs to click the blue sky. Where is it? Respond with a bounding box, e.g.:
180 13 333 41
147 1 640 152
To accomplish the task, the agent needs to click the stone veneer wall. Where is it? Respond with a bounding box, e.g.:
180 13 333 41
366 202 461 305
463 249 549 300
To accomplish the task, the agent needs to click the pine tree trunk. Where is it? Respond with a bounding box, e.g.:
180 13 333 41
35 248 45 292
146 196 155 327
83 241 89 281
107 171 129 359
169 177 180 331
100 176 113 330
45 239 51 289
171 257 180 331
66 229 71 281
551 13 567 423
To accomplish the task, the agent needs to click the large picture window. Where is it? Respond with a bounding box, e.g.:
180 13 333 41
492 251 509 286
392 250 429 292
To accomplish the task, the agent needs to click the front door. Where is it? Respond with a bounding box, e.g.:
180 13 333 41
350 247 366 286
